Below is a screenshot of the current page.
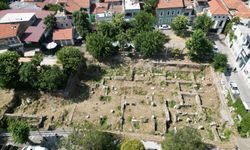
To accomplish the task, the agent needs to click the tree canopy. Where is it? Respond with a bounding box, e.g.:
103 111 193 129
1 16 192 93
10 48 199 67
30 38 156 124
86 33 116 60
134 30 168 58
186 29 213 61
96 21 118 40
72 10 90 39
60 122 119 150
143 0 158 13
0 1 9 10
162 127 206 150
44 14 56 29
121 139 145 150
8 121 30 144
212 53 228 72
0 51 19 88
19 62 38 88
57 46 84 74
193 13 213 33
38 66 66 91
45 4 62 12
132 11 155 32
171 15 188 36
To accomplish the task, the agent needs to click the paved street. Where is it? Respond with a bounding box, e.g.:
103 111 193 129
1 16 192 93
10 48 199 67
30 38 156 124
214 35 250 109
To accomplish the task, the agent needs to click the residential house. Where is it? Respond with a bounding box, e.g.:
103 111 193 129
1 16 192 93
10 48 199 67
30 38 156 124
91 1 123 21
194 0 209 13
63 0 91 14
55 11 72 28
124 0 141 20
0 24 23 51
155 0 195 26
53 28 75 46
0 9 52 47
207 0 229 33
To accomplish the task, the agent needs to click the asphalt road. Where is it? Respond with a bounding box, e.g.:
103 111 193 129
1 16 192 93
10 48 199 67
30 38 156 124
214 35 250 109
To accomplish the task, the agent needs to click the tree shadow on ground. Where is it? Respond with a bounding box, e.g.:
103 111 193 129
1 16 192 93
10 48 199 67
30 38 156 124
82 64 107 82
40 135 62 150
100 54 126 68
67 83 90 103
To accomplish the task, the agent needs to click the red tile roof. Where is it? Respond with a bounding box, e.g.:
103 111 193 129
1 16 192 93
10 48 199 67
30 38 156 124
223 0 250 18
65 0 90 13
208 0 229 15
0 9 52 42
156 0 184 9
0 24 20 39
53 28 73 40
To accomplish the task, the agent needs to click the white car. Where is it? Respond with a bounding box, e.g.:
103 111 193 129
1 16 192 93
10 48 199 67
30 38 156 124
230 82 240 95
22 146 48 150
158 24 171 30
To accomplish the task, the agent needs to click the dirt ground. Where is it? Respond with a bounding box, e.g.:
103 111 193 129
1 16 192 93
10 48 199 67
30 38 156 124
1 32 237 148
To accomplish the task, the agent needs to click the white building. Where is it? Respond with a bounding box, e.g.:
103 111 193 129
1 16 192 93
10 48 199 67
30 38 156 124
230 20 250 87
124 0 141 20
207 0 229 33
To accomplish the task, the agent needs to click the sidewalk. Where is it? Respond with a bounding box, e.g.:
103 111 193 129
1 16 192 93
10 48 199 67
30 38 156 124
214 36 250 110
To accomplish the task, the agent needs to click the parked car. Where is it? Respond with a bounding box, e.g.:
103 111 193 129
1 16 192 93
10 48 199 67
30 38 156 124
229 82 240 95
158 24 171 30
22 146 48 150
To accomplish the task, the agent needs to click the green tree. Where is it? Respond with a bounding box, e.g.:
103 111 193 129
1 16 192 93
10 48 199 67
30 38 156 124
44 14 56 29
193 13 213 33
171 15 188 36
19 62 38 87
72 10 90 39
31 53 44 66
0 51 19 88
212 53 228 72
96 21 118 40
112 13 129 32
143 0 158 13
186 29 213 61
57 46 83 74
133 11 155 32
60 122 119 150
0 1 9 10
134 31 168 58
45 4 62 12
38 66 66 91
116 32 130 51
86 33 116 61
8 121 30 144
121 139 145 150
162 127 206 150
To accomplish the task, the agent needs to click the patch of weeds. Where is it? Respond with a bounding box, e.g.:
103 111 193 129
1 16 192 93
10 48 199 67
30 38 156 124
133 86 147 95
166 71 175 80
168 100 176 108
226 92 233 106
100 116 108 126
171 91 178 96
133 123 140 129
194 71 205 80
127 116 132 122
160 81 168 87
207 128 214 140
99 95 112 102
204 108 213 123
175 71 190 80
152 68 163 74
222 128 231 141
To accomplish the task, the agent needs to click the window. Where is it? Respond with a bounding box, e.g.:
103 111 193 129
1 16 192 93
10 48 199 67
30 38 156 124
159 18 163 24
219 21 223 27
172 10 174 15
160 11 164 17
167 11 170 15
